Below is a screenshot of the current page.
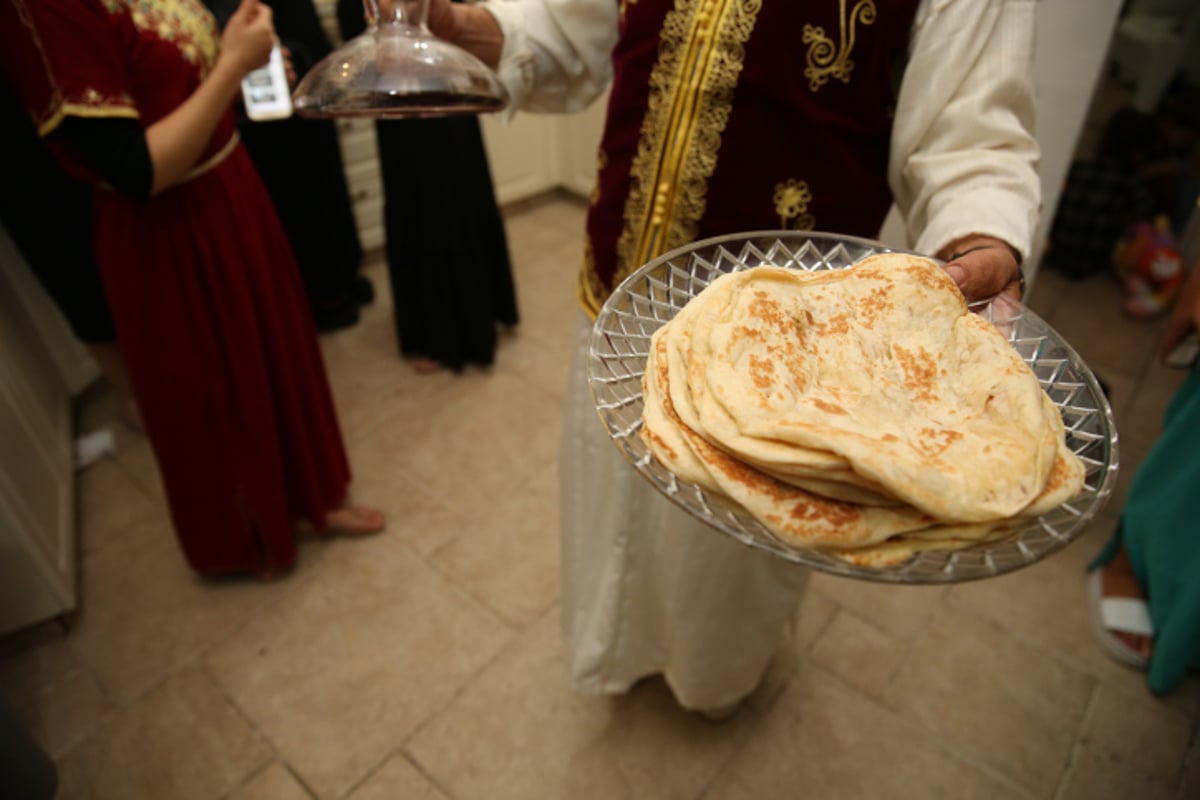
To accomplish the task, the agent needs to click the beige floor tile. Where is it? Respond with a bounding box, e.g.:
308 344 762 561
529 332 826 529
945 515 1149 692
1025 267 1072 319
502 196 587 258
54 665 271 800
1096 368 1138 422
1179 736 1200 800
9 665 112 760
807 574 947 639
745 585 838 714
407 611 756 800
76 457 160 556
391 370 563 508
429 463 560 627
64 518 288 702
882 602 1094 797
808 608 907 704
1040 274 1163 383
319 304 462 447
1109 432 1155 514
497 247 586 399
1057 747 1177 800
111 430 169 507
75 386 169 507
228 763 316 800
1119 362 1191 444
1082 682 1194 783
708 665 1027 800
343 432 471 559
204 541 513 800
346 754 450 800
0 633 82 707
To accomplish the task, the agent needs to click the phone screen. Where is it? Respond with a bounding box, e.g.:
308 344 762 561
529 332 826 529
242 42 292 121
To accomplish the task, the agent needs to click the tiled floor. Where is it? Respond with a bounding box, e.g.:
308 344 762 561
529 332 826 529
2 191 1198 800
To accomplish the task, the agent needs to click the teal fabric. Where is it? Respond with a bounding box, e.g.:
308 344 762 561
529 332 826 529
1091 369 1200 695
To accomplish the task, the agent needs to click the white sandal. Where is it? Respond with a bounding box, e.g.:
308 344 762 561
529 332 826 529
1087 570 1153 670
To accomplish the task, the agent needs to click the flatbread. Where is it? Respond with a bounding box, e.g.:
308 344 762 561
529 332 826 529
638 254 1088 566
694 257 1059 522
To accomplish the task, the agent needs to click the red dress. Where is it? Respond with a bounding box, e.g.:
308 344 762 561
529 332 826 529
1 0 351 575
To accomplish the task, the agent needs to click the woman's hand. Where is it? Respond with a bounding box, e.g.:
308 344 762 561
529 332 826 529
1161 258 1200 363
281 45 297 87
218 0 276 76
937 235 1023 305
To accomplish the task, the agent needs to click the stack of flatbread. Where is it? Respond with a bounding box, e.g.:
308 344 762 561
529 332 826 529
640 253 1086 567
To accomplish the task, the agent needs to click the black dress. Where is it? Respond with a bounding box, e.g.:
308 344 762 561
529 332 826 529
337 0 518 370
206 0 366 331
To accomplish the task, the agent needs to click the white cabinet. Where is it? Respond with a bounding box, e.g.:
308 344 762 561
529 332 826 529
0 224 77 636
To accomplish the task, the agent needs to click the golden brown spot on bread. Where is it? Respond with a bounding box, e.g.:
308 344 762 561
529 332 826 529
893 344 939 403
747 354 776 391
856 286 893 329
644 430 678 462
812 398 847 415
916 427 963 456
815 312 850 336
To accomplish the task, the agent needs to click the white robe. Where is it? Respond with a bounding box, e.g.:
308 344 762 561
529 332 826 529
486 0 1041 710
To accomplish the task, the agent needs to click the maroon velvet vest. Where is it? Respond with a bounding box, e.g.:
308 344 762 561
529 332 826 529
580 0 921 315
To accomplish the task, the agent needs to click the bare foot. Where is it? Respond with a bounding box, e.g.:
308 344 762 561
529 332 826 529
324 506 386 535
1098 545 1154 661
413 357 444 375
297 506 386 538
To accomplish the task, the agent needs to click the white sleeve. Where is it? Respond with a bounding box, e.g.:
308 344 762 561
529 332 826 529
889 0 1040 260
481 0 618 114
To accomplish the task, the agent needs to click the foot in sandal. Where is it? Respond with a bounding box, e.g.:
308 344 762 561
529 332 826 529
1088 544 1154 669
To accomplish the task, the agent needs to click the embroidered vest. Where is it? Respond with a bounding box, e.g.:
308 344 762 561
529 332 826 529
580 0 921 315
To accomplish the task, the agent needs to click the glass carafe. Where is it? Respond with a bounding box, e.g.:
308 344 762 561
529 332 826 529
292 0 508 118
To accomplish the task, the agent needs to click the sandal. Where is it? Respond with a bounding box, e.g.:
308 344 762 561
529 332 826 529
1087 570 1153 670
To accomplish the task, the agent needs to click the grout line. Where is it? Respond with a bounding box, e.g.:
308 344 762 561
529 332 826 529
1051 676 1101 800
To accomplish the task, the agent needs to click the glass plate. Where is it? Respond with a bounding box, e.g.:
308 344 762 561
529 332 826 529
587 231 1119 584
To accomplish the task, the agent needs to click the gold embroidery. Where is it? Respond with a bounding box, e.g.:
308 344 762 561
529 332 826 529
12 0 138 136
579 235 607 318
610 0 762 314
802 0 876 92
103 0 220 73
619 0 638 21
590 149 607 207
774 179 816 231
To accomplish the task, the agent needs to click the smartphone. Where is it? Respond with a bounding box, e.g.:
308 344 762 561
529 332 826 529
241 41 292 122
1165 330 1199 370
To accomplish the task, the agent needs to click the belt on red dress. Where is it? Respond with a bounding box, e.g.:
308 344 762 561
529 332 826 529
180 131 240 183
98 131 240 192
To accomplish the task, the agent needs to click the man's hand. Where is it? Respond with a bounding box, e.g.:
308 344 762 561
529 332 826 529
937 235 1023 305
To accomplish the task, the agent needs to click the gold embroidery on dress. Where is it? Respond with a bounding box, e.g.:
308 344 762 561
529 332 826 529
579 235 607 318
774 179 816 231
590 149 607 207
802 0 877 92
619 0 638 21
605 0 762 315
13 0 139 136
103 0 220 73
